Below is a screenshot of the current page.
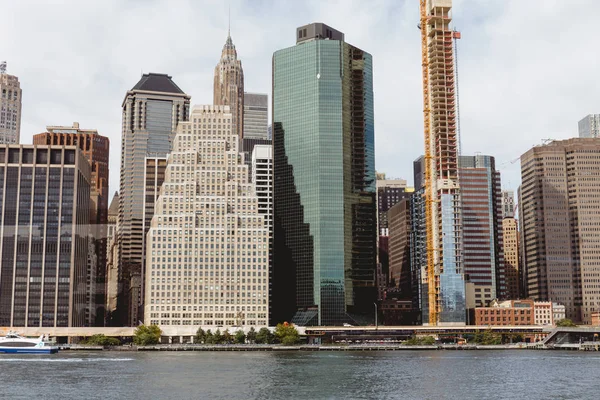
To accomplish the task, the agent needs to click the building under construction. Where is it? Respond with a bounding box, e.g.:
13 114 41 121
419 0 466 325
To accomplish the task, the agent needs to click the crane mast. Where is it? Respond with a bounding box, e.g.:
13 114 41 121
419 0 437 325
419 0 465 325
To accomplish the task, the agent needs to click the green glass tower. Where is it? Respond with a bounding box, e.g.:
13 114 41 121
273 23 376 326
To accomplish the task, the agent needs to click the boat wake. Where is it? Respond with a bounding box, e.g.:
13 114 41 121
0 358 134 362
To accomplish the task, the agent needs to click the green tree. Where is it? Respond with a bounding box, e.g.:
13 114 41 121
246 327 257 343
83 334 120 346
556 319 577 327
223 329 233 344
405 336 436 345
472 329 502 345
213 329 224 344
274 322 300 345
256 327 273 344
195 328 206 344
133 325 162 346
234 330 246 344
204 329 215 344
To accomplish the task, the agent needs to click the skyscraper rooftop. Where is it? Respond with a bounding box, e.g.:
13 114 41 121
131 73 185 94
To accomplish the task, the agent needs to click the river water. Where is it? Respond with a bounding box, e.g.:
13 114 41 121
0 350 598 399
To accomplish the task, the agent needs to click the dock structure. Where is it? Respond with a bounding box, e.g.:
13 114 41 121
0 325 559 344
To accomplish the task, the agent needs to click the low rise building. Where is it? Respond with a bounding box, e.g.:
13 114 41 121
534 301 553 326
381 292 419 326
552 303 566 324
474 299 534 326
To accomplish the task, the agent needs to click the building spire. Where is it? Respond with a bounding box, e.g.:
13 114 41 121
223 6 235 51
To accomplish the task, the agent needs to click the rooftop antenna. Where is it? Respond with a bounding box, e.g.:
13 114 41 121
0 61 6 74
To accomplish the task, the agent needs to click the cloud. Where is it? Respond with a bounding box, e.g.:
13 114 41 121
2 0 598 197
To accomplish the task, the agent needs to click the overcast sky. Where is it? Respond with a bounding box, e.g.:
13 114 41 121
3 0 599 198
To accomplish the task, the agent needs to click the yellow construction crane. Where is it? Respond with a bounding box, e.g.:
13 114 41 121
419 0 437 325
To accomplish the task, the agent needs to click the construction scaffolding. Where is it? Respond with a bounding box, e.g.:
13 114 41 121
419 0 466 325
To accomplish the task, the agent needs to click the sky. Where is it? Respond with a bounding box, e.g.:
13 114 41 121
2 0 600 199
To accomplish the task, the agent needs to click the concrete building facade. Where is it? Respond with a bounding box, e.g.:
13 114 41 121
0 145 91 327
520 138 600 323
118 73 190 326
388 199 412 296
578 114 600 138
144 105 269 328
33 123 110 326
251 145 273 322
501 190 515 219
376 174 411 300
243 93 268 139
273 23 377 326
553 303 566 322
105 192 119 321
0 62 21 144
534 301 553 326
503 217 520 299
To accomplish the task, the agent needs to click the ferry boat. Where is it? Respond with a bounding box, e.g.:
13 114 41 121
0 332 58 354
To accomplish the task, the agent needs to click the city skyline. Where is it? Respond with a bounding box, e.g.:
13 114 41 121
4 1 600 197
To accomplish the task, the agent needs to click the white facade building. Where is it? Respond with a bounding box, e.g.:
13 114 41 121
552 303 566 323
0 62 22 144
252 144 273 317
144 105 269 328
578 114 600 138
251 145 272 235
534 301 553 326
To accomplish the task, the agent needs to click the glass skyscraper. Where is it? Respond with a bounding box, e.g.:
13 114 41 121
273 23 376 326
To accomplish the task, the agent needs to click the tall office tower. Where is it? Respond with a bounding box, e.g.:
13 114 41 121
419 0 466 324
501 190 515 218
243 93 268 139
118 73 190 326
459 155 504 306
273 23 377 326
0 62 22 144
376 174 409 236
214 28 244 141
520 138 600 323
252 145 273 322
502 217 520 299
105 192 119 320
144 105 269 327
241 93 270 179
0 145 90 327
409 156 430 318
517 186 527 298
388 199 412 295
410 186 426 318
33 123 110 326
578 114 600 138
376 174 411 300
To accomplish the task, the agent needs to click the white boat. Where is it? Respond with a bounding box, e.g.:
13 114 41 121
0 332 58 354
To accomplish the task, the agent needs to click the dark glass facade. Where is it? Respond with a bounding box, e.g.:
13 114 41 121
33 128 110 326
273 26 376 326
0 145 90 327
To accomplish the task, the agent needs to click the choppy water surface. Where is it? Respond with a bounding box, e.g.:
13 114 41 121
1 350 598 399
